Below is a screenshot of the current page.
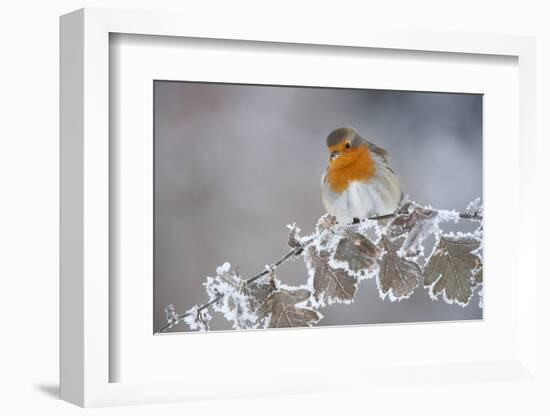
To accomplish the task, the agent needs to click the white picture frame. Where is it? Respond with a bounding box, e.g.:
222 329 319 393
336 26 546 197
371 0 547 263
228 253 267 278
60 7 538 407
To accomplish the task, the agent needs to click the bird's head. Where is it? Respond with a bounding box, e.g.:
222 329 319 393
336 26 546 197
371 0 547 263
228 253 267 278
326 127 366 170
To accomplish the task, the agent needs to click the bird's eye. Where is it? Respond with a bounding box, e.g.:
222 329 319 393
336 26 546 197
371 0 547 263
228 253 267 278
345 142 351 149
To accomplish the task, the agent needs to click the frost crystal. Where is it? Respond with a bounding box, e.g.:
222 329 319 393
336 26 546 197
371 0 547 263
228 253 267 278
478 287 483 309
465 197 483 218
164 304 180 326
216 262 231 275
286 223 303 248
183 305 212 331
204 262 267 329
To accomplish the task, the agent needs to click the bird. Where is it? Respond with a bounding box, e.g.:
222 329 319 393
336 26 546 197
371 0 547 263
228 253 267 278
321 127 403 224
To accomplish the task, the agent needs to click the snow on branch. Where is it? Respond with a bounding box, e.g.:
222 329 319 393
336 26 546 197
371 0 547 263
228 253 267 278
158 198 483 334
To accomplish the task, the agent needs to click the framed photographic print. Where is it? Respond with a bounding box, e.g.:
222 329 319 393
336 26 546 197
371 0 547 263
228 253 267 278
60 8 538 407
152 81 484 335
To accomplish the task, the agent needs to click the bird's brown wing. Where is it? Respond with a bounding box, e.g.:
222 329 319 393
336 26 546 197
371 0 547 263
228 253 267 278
365 141 396 174
365 140 404 203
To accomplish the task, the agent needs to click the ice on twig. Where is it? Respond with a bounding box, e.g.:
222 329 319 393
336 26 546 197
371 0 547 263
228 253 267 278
465 197 483 217
183 305 212 331
164 304 180 326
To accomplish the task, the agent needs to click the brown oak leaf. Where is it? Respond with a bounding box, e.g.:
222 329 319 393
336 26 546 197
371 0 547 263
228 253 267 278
304 246 358 306
423 234 482 305
258 287 321 328
378 235 422 300
387 202 438 256
473 267 483 284
242 279 275 309
333 231 379 273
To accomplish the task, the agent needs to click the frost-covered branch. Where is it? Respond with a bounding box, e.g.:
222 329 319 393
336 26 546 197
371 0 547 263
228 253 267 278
158 198 483 334
157 239 314 333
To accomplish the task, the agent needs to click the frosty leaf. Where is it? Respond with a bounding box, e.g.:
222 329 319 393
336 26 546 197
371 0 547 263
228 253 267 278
378 235 422 301
473 267 483 284
183 305 212 331
387 202 439 256
258 287 321 328
316 214 337 233
387 203 435 238
241 278 273 305
287 223 303 249
305 229 377 305
205 262 267 329
423 234 482 305
333 231 379 274
305 246 358 306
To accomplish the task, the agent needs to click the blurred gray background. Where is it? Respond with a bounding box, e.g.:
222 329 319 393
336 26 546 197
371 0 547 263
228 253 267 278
154 81 482 333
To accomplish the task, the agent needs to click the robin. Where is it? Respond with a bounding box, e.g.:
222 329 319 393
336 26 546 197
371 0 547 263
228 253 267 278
321 127 403 224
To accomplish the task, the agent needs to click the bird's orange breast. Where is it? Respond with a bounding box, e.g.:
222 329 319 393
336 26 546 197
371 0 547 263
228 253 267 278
326 145 376 193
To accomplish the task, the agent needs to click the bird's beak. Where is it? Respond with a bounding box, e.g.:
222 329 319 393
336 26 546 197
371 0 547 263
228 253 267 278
330 151 339 161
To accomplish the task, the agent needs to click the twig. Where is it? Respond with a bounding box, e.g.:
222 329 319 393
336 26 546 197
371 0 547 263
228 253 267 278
367 210 482 222
156 294 224 334
245 243 309 285
459 212 483 221
367 213 398 221
369 209 482 222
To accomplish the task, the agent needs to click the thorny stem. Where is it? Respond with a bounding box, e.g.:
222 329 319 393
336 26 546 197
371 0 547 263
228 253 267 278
156 207 482 334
